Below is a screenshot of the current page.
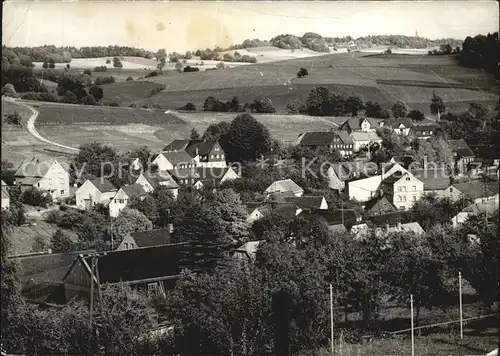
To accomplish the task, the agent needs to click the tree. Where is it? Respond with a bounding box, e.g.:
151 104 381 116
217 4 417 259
430 91 446 115
345 96 364 116
51 228 77 252
126 76 133 81
82 94 96 105
229 96 241 112
179 102 196 111
89 85 104 101
61 91 78 104
48 58 55 69
190 128 200 140
365 101 390 119
128 195 158 222
66 63 71 70
42 60 49 69
391 101 408 118
202 121 231 142
175 61 183 72
113 58 123 68
72 142 119 181
21 187 52 207
407 109 425 121
106 58 111 64
224 114 272 162
112 208 153 239
83 69 92 76
297 67 308 78
4 112 22 126
303 87 333 116
249 98 276 113
216 61 226 69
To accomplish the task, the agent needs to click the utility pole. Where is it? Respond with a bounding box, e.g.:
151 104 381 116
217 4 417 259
410 294 415 356
341 200 344 227
459 271 463 339
110 217 114 250
89 255 95 329
330 283 334 355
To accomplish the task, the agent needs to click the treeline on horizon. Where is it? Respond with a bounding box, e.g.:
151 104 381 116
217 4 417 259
2 32 464 64
458 32 499 76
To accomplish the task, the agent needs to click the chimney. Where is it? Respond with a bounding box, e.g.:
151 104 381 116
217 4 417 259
167 223 174 233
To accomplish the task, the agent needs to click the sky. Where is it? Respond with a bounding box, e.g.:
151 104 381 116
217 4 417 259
3 1 499 52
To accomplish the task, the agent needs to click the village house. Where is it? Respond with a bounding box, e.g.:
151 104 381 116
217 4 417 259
451 200 499 228
75 178 117 210
163 139 227 168
385 118 413 136
152 151 197 171
326 161 379 191
294 131 354 157
265 179 304 197
339 117 384 133
409 123 440 140
246 202 302 224
375 221 426 237
447 139 475 174
109 184 148 217
116 228 172 251
381 171 424 210
299 209 363 231
194 166 240 190
265 191 328 211
168 168 200 187
441 181 499 204
135 171 179 199
410 167 453 195
14 157 70 202
350 131 383 152
364 195 398 216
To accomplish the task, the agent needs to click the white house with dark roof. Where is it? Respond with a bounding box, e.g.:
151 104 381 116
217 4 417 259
447 139 475 174
194 166 240 190
350 131 383 152
116 228 172 251
75 178 118 210
339 117 384 133
381 172 424 210
385 118 413 136
109 184 148 217
163 139 227 168
152 151 197 171
14 157 70 202
294 131 354 157
135 171 179 199
265 179 304 197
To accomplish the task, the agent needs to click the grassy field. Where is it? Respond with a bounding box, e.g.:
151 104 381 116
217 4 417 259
100 81 166 106
1 99 64 165
133 52 498 116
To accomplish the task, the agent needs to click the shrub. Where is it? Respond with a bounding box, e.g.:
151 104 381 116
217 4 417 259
178 102 196 111
109 101 119 107
95 76 116 85
21 187 52 207
106 59 111 64
129 103 137 108
45 210 62 224
144 71 159 78
297 67 308 78
4 112 22 126
94 66 108 72
216 62 226 69
2 83 19 98
126 76 134 81
83 69 92 76
183 66 200 73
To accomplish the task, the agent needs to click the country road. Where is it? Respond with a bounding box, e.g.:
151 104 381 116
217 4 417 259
3 97 80 154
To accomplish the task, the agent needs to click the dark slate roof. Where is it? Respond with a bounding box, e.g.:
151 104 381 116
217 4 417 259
196 167 232 180
283 196 326 210
169 168 200 180
455 148 475 158
299 132 336 146
367 211 406 227
186 141 221 157
386 117 413 128
122 184 147 198
162 139 193 152
130 228 171 248
337 131 354 144
382 173 404 185
299 209 362 229
89 178 117 193
341 117 382 130
256 202 299 218
364 195 397 214
410 168 452 190
452 181 499 200
160 151 197 166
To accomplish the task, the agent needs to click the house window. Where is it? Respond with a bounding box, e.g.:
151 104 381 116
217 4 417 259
37 183 40 188
118 199 124 204
402 196 407 202
450 187 453 192
211 155 214 159
60 190 64 194
401 186 406 192
215 147 220 151
221 154 224 159
399 206 405 210
412 185 416 191
216 154 219 159
124 243 129 249
397 186 402 192
406 177 410 181
413 195 417 201
148 283 159 293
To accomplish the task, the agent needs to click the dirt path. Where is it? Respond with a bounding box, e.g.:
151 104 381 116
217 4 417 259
3 97 80 153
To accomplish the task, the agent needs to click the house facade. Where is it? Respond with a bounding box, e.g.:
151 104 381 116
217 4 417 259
295 131 354 157
443 181 500 204
350 131 383 152
382 172 424 210
364 195 397 216
163 139 227 168
409 124 439 140
135 171 179 199
109 184 147 217
386 118 412 136
14 157 70 202
194 167 240 190
75 178 117 210
265 179 304 197
152 152 197 171
447 139 475 174
339 117 383 133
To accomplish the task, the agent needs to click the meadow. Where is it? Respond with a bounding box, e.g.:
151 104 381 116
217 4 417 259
135 52 498 116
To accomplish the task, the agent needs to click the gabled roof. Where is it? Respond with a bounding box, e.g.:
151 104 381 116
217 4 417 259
169 168 200 180
159 151 197 166
121 184 147 198
283 196 326 210
386 117 413 128
341 117 381 129
298 132 337 146
299 209 362 229
130 228 171 248
185 141 221 157
452 181 499 200
14 157 66 178
364 195 397 214
141 171 179 189
447 139 470 151
265 179 304 195
89 178 117 193
455 148 475 158
162 139 194 152
1 187 10 199
1 180 7 186
350 131 382 142
410 168 452 190
234 240 264 260
367 211 406 227
265 190 297 202
336 131 354 144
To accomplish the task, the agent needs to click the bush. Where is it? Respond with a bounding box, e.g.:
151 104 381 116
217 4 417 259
178 102 196 111
297 67 308 78
95 76 116 85
106 59 111 64
4 112 22 126
407 109 426 121
83 69 92 76
21 187 52 207
129 103 137 108
2 83 19 98
45 210 62 224
126 76 134 81
183 66 200 73
94 66 108 72
216 62 226 69
109 101 119 107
